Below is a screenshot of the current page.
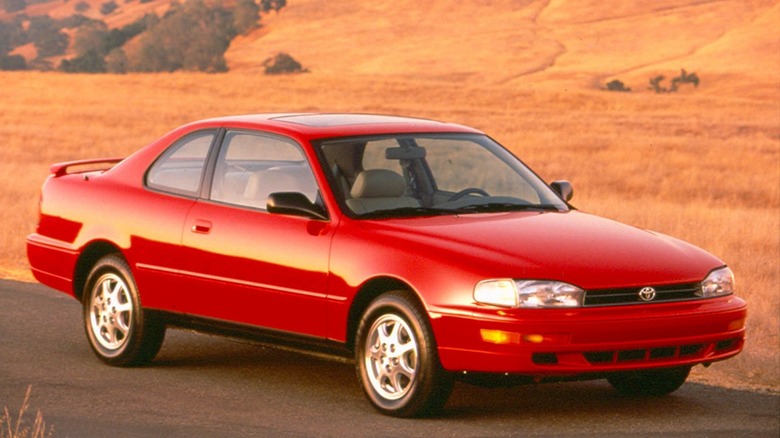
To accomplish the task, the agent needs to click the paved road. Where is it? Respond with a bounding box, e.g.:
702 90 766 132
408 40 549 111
1 280 777 437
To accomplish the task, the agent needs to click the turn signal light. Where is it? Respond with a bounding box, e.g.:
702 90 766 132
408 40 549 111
727 318 746 331
480 329 521 345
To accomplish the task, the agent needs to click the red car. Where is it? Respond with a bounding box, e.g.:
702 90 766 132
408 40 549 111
27 114 746 417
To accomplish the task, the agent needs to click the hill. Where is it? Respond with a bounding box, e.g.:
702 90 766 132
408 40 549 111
3 0 778 96
225 0 779 97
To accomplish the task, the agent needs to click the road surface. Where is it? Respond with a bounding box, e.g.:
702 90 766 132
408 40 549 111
1 280 777 437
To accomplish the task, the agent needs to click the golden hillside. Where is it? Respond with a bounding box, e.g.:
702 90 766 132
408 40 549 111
225 0 779 96
5 0 778 96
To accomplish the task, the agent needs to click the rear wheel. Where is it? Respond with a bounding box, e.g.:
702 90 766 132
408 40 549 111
355 291 453 417
83 254 165 366
607 366 691 396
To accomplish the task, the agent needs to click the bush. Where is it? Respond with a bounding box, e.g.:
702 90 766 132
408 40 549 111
649 69 700 93
263 52 306 75
604 79 631 92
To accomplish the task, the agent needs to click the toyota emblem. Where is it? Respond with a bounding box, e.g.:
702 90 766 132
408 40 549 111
638 287 657 302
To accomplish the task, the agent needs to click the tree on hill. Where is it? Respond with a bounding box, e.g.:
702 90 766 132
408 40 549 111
27 15 69 58
74 1 90 13
73 20 110 56
260 0 286 13
128 0 236 72
0 19 26 55
60 49 105 73
0 53 26 70
100 1 118 16
61 14 152 73
3 0 27 14
233 0 261 35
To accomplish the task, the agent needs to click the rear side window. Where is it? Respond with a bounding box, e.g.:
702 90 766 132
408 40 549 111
146 131 215 197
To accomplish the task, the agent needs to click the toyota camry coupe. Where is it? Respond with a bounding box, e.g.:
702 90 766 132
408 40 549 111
27 113 746 417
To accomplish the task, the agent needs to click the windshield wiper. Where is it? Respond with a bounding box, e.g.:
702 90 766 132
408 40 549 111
449 203 562 214
356 206 452 219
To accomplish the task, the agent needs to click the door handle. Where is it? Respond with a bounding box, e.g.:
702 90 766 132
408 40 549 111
191 220 212 234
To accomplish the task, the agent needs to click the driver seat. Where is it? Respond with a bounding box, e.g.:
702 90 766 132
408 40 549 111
345 169 419 214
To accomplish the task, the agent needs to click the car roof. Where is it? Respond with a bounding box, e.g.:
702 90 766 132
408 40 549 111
193 113 483 139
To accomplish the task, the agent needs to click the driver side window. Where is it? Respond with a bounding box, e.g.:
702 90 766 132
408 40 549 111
209 131 319 210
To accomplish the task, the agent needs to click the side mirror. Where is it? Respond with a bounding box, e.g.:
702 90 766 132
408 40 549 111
550 180 573 202
267 192 328 221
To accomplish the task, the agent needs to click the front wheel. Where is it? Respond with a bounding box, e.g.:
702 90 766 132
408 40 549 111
607 366 691 396
83 254 165 366
355 291 453 417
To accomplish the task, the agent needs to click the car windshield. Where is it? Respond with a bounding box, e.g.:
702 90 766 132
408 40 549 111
316 134 569 218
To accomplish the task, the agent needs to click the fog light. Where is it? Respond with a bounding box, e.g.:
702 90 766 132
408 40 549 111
480 329 521 345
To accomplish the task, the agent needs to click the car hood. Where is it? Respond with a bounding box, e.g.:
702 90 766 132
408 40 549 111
359 210 723 290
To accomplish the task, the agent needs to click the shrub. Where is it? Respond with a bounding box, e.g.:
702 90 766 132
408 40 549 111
649 69 700 93
670 69 699 91
605 79 631 92
263 52 306 75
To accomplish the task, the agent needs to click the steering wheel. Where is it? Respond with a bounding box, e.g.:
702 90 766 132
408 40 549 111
448 187 490 202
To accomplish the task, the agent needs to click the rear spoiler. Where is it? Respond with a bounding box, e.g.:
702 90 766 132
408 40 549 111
50 158 124 177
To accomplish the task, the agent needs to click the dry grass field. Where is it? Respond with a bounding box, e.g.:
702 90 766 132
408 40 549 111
1 0 778 390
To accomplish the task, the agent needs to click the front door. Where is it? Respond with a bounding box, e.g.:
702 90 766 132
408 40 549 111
177 130 334 337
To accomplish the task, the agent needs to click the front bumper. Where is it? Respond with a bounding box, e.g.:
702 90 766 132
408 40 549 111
431 295 747 376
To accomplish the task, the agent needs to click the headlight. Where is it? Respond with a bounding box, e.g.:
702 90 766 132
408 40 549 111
698 266 735 298
515 280 585 308
474 279 584 308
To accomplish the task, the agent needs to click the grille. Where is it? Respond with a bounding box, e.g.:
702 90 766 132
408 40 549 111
583 337 742 365
583 283 701 306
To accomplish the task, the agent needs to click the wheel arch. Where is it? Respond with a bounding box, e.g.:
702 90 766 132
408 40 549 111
345 276 427 352
73 240 125 301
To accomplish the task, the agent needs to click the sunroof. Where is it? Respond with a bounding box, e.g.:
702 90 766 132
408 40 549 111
272 114 426 127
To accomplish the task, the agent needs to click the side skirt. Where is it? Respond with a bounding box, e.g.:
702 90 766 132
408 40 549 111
150 310 352 362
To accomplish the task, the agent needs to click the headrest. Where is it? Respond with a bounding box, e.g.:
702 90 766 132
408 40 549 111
350 169 406 198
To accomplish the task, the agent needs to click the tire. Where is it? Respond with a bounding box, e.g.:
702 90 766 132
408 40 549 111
83 254 165 366
607 366 691 396
355 291 453 417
